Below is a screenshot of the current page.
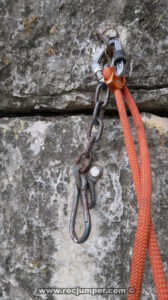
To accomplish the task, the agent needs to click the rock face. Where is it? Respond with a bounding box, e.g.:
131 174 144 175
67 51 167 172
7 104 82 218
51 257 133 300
0 114 167 299
0 1 168 300
0 0 168 113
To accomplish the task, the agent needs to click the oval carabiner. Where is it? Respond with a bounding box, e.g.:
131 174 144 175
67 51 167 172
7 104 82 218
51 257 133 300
92 35 126 82
69 175 91 244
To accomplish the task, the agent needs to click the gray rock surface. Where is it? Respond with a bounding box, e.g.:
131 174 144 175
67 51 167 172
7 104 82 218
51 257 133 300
0 114 167 300
0 0 168 113
0 1 168 299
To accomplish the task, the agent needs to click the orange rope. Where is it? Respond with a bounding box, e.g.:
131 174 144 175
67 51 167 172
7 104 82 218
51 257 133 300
114 88 151 299
123 86 168 299
103 67 168 299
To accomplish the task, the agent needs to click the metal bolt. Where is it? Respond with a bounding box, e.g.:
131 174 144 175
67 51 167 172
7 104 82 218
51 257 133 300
105 29 117 39
90 165 103 179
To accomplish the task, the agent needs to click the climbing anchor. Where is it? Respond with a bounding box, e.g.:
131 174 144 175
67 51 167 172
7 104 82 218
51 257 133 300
69 29 168 299
69 30 126 244
69 30 168 300
69 164 103 243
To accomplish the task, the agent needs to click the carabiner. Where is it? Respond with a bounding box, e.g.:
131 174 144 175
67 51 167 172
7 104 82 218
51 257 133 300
69 174 92 244
92 34 126 81
70 164 103 243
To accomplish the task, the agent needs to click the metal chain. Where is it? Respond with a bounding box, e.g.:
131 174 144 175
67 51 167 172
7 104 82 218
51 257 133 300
70 31 127 244
75 82 110 173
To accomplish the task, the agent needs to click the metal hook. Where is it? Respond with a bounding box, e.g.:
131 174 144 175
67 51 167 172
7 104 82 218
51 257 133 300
69 174 92 244
69 164 103 243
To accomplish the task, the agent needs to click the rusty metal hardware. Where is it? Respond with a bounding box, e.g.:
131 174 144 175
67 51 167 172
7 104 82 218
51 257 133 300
75 82 110 174
69 82 109 243
69 164 103 244
69 30 126 243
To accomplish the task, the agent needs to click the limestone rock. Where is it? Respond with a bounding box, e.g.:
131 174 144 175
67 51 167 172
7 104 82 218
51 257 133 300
0 0 168 112
0 114 167 299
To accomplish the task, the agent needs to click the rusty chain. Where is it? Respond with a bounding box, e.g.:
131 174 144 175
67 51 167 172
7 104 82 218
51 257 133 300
74 30 116 175
75 83 110 174
69 30 125 243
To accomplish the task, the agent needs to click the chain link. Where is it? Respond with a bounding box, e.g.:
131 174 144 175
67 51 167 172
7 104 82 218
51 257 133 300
75 83 110 173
